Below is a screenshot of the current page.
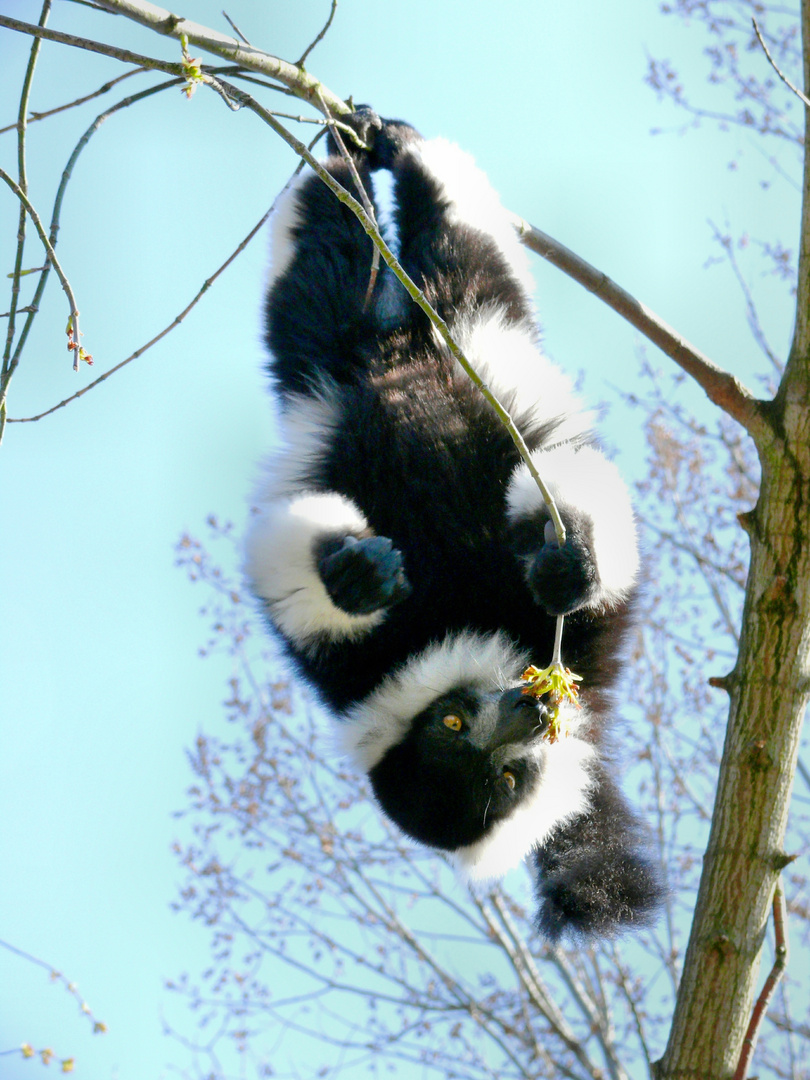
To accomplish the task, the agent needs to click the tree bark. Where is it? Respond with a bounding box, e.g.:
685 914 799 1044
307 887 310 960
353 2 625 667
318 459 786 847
656 1 810 1074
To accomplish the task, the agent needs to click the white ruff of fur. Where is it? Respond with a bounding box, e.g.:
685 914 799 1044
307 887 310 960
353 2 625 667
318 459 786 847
254 390 340 502
449 307 595 445
338 631 528 771
452 730 596 881
265 172 309 293
507 444 640 606
244 490 383 648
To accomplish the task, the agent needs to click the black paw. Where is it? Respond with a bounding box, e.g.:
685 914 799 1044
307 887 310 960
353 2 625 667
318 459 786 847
317 535 411 615
527 520 598 616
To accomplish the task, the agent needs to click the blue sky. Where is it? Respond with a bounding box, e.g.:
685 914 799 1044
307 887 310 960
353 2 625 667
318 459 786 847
0 1 800 1077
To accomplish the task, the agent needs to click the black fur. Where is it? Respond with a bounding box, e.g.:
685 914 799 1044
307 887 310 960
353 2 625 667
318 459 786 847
247 110 661 938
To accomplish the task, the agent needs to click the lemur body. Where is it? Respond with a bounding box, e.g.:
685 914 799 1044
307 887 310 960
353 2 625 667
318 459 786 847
246 112 660 937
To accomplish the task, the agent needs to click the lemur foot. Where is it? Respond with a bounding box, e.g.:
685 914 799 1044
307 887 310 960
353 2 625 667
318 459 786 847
327 107 421 169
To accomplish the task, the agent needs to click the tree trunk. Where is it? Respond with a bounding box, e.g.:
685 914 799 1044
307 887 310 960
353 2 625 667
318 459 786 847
656 2 810 1074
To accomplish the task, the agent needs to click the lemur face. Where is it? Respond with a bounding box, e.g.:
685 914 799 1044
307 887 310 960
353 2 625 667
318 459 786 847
368 687 550 851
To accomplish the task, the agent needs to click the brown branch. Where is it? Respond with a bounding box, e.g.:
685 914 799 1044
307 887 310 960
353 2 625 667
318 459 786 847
0 168 82 376
516 219 771 444
0 15 186 76
732 881 789 1080
220 10 250 46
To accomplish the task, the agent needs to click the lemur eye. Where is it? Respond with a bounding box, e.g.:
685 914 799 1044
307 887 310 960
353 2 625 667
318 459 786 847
442 714 463 732
502 769 516 790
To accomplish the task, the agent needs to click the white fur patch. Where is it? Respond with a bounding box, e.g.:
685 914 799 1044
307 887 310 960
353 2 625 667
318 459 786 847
408 139 536 301
449 307 594 444
507 445 639 605
244 491 384 647
254 390 341 503
338 631 528 771
452 732 596 880
265 170 310 292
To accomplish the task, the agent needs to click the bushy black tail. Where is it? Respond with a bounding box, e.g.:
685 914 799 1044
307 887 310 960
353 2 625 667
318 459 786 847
533 764 663 940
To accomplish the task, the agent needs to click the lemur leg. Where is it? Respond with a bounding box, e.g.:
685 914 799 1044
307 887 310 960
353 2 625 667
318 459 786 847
384 124 537 329
264 154 381 397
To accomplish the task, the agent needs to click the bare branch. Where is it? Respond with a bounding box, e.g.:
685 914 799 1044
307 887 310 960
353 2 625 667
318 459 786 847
7 202 275 423
733 881 790 1080
92 0 349 114
220 9 250 45
0 168 82 381
0 15 186 76
516 219 772 445
296 0 338 68
0 69 144 135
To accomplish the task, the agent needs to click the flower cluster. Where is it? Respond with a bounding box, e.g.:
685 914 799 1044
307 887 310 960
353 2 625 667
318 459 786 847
521 662 582 743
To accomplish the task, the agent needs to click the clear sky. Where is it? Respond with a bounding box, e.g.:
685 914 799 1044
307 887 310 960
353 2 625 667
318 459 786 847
0 1 800 1077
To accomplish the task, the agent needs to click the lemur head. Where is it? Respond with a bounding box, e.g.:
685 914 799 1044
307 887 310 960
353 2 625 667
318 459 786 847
338 632 596 879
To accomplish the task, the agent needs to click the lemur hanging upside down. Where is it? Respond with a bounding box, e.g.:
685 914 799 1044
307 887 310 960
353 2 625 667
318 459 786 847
246 109 661 939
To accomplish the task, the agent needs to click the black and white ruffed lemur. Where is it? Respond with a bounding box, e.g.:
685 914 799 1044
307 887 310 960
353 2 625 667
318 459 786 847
245 109 661 939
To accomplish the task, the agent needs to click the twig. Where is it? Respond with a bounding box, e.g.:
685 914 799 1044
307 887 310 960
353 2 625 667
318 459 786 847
0 15 193 77
8 202 276 423
220 10 249 45
5 77 183 399
0 938 107 1034
296 0 338 68
732 879 789 1080
0 169 81 375
91 0 350 115
708 220 783 375
1 0 49 442
752 18 810 109
0 69 144 135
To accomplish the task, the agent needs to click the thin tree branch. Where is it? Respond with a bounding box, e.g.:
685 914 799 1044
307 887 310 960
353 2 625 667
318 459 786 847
220 10 249 46
91 0 350 114
516 219 771 445
4 77 183 402
732 880 789 1080
7 202 275 423
0 68 144 135
0 15 189 77
318 90 381 311
0 169 81 381
752 18 810 110
296 0 338 68
1 0 50 443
